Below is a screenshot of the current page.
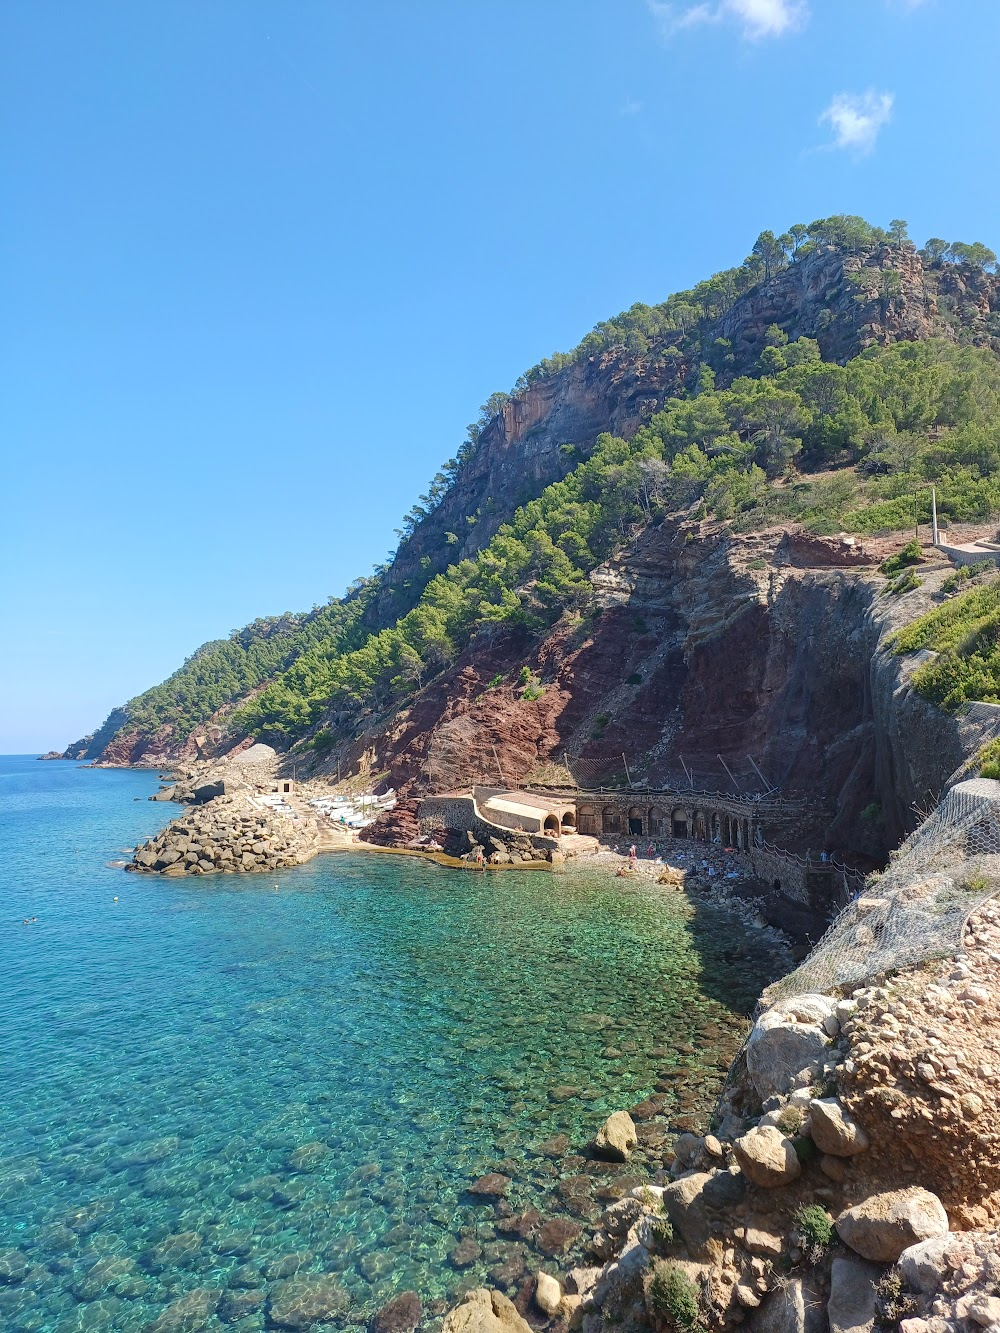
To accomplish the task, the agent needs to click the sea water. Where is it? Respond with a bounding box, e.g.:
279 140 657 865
0 755 784 1331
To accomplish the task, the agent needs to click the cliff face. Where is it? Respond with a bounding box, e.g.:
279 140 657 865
343 527 999 868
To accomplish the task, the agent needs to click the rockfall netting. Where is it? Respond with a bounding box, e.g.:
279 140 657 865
768 778 1000 1002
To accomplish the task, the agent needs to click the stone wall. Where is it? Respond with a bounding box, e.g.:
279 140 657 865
417 795 558 856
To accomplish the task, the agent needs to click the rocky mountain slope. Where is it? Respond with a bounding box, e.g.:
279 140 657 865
62 220 1000 783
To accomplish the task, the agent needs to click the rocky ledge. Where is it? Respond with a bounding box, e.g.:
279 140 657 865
442 899 1000 1333
128 794 316 875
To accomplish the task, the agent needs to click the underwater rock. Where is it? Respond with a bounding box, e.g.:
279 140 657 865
371 1290 422 1333
267 1274 351 1328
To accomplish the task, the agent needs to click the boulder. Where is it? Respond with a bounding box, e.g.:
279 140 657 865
897 1235 956 1294
732 1126 801 1188
371 1291 422 1333
535 1273 562 1316
150 786 177 801
0 1249 29 1285
746 995 835 1099
827 1256 883 1333
193 780 226 804
593 1111 638 1161
660 1169 746 1261
442 1289 534 1333
808 1098 869 1157
836 1189 949 1263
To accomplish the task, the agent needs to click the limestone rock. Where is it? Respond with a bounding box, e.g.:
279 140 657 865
746 995 835 1100
827 1256 883 1333
897 1235 956 1294
442 1289 534 1333
593 1111 637 1161
836 1188 949 1263
660 1169 746 1261
733 1126 801 1188
535 1272 562 1316
809 1098 869 1157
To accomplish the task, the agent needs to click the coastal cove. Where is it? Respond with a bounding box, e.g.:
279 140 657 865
0 755 786 1332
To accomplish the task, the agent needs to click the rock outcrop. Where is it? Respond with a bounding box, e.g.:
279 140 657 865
128 794 316 876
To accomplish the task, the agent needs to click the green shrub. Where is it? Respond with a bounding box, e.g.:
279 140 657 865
646 1262 702 1331
979 738 1000 779
626 672 642 685
794 1204 834 1262
488 673 504 688
860 801 882 822
885 570 922 595
310 728 335 757
880 539 922 577
648 1216 676 1252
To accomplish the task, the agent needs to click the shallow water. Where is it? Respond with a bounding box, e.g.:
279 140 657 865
0 755 782 1331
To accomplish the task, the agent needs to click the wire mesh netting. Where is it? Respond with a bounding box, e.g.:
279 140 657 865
768 778 1000 1002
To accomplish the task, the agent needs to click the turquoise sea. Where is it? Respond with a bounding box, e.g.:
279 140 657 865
0 755 783 1332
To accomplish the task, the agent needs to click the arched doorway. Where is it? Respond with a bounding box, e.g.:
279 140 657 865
648 806 665 836
603 807 622 837
672 807 689 838
543 814 560 835
577 805 597 836
711 813 721 843
628 807 644 837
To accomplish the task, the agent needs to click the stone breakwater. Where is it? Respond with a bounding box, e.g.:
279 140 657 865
127 794 317 875
441 900 1000 1333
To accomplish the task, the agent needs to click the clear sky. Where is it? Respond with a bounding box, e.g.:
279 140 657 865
3 0 999 752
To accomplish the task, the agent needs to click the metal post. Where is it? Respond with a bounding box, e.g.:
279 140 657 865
748 756 775 794
622 753 632 786
717 754 740 792
931 485 939 547
491 742 505 786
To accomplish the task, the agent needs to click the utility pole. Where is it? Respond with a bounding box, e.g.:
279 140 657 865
491 742 506 787
621 753 633 787
931 485 939 547
680 755 694 789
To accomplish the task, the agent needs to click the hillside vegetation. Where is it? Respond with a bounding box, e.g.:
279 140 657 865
237 335 1000 744
69 215 1000 759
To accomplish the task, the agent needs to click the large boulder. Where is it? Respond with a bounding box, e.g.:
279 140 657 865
660 1169 746 1261
827 1256 883 1333
733 1126 801 1188
442 1289 533 1333
836 1189 949 1263
193 780 226 804
594 1111 638 1161
746 995 835 1099
534 1273 562 1316
808 1098 869 1157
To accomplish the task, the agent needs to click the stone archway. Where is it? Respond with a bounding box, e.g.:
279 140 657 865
693 810 708 841
544 814 560 835
628 807 644 837
649 806 665 837
711 813 721 843
603 807 622 837
672 807 689 838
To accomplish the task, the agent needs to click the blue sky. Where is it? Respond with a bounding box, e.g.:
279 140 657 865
3 0 999 752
